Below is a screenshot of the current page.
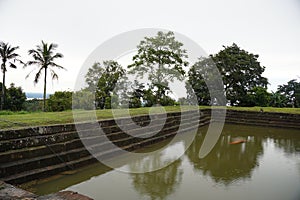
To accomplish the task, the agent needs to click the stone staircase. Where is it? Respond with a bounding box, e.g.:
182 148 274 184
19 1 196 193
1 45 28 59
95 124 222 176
224 110 300 129
0 110 210 184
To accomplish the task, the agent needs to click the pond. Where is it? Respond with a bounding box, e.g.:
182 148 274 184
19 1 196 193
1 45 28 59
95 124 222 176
23 124 300 200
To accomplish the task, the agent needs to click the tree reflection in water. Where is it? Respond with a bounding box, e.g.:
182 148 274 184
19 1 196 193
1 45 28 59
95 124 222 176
185 124 264 185
129 154 183 200
271 132 300 155
128 124 300 198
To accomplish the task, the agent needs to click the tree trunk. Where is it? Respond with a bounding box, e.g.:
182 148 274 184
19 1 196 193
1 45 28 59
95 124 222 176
156 62 162 105
43 67 47 112
1 68 6 110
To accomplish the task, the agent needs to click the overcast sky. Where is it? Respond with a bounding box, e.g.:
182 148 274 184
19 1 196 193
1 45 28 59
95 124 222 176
0 0 299 93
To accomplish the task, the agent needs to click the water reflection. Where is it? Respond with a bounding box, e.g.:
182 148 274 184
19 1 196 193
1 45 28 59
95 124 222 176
127 142 184 200
186 126 263 185
130 158 183 200
23 124 300 200
272 134 300 155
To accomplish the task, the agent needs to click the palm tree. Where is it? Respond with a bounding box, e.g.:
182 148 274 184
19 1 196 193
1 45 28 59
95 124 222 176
25 41 64 111
0 42 22 110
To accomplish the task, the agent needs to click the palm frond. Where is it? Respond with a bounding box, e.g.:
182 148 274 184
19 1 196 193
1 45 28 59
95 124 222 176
50 68 59 80
51 53 63 59
8 62 17 69
14 58 24 65
49 62 65 70
28 49 39 55
25 68 37 79
34 67 43 84
7 46 19 54
25 60 40 67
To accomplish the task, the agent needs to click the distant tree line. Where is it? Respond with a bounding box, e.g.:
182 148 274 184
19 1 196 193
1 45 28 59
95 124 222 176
73 32 300 111
1 32 299 112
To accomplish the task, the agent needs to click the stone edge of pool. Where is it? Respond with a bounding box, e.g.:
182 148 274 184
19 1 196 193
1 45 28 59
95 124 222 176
0 180 92 199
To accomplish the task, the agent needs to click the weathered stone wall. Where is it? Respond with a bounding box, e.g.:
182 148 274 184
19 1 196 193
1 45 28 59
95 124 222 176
224 110 300 129
0 110 208 184
0 109 299 185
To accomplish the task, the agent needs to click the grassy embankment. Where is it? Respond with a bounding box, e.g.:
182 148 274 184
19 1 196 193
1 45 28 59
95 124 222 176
0 106 299 130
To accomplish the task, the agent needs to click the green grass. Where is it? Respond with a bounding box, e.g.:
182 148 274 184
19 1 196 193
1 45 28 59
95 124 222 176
0 106 299 130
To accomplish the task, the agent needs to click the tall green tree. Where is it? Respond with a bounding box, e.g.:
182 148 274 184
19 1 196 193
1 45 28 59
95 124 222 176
0 42 23 110
85 61 125 109
277 79 300 107
128 31 188 104
211 43 268 106
187 57 224 105
25 41 64 111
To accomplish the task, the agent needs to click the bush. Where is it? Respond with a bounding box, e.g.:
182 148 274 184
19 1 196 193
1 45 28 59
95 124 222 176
5 83 26 111
47 91 72 111
24 99 44 112
72 90 95 110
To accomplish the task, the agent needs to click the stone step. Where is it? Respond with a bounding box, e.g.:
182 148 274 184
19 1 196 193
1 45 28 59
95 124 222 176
0 147 89 177
0 113 202 153
226 112 300 121
0 115 204 164
225 119 300 129
0 139 84 163
2 122 201 184
0 119 202 177
225 117 300 126
0 131 79 152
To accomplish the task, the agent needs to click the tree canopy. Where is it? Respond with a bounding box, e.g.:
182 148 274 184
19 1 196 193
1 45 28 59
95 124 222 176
211 43 269 106
277 79 300 107
85 61 125 109
128 31 188 105
25 41 65 111
187 57 224 105
5 83 26 111
0 42 23 110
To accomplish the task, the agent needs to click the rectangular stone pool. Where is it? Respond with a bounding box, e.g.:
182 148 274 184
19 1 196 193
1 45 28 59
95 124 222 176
21 124 300 200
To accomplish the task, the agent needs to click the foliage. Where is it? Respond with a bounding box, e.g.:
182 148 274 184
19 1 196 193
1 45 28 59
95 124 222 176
242 86 270 107
126 82 177 108
85 61 125 109
0 82 5 109
85 62 104 92
128 81 145 108
187 57 225 105
25 41 65 111
5 83 26 111
177 97 189 105
72 89 95 110
128 31 188 105
47 91 72 111
269 91 288 108
0 42 23 110
211 43 268 106
24 99 44 112
277 79 300 108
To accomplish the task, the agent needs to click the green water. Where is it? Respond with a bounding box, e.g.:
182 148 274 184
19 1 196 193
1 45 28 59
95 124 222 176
25 124 300 200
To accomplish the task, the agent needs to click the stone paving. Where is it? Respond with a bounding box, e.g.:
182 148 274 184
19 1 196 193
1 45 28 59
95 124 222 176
0 181 93 200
